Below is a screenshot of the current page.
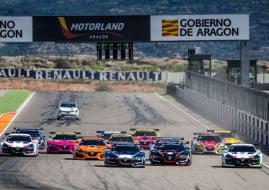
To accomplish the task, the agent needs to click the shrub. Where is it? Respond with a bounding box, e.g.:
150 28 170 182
55 60 76 69
90 63 105 71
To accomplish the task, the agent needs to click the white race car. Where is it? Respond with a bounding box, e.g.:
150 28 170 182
56 100 80 120
0 134 39 156
222 144 263 168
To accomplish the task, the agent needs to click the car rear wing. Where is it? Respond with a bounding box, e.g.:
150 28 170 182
193 132 201 135
130 128 160 131
96 130 126 135
207 129 237 133
206 130 215 133
49 131 81 135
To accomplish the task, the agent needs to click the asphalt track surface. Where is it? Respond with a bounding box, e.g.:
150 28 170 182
0 91 269 190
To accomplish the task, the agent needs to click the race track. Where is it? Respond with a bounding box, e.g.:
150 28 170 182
0 92 269 190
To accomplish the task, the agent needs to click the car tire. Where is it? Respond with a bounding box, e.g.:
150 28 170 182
57 116 60 120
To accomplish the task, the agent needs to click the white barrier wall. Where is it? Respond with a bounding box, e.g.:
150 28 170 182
175 86 269 147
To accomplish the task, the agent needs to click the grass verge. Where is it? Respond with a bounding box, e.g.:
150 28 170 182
0 90 30 114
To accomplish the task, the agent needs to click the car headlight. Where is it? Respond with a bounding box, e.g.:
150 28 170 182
76 149 82 152
225 154 233 159
28 144 34 149
2 143 9 148
178 154 188 158
253 155 260 160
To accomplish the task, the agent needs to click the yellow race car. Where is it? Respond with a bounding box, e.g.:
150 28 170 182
207 130 240 145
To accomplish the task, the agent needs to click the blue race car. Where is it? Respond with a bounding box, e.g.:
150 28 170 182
13 128 45 149
104 142 145 168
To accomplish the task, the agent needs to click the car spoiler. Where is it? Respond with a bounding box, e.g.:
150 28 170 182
193 132 201 135
49 131 81 135
96 130 126 134
14 127 44 132
130 128 160 131
207 129 237 133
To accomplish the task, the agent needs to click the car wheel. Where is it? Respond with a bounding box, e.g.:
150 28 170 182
57 116 60 120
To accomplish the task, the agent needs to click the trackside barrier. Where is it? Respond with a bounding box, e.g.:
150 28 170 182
172 73 269 148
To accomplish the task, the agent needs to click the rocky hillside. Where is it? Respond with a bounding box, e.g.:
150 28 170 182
0 0 268 60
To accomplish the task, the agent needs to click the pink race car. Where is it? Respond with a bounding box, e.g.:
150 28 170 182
47 132 80 153
130 128 161 149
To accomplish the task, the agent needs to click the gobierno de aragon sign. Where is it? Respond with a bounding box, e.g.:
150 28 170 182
151 14 249 41
0 16 32 42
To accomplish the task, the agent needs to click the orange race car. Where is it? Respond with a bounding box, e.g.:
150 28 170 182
73 137 107 160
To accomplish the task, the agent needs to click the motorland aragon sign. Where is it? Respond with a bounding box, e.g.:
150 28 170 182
0 17 32 42
150 14 249 41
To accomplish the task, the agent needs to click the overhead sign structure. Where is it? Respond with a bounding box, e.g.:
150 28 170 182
0 16 32 42
33 16 150 42
150 14 249 41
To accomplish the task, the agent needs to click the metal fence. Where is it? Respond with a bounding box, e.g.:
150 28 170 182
172 71 269 147
185 71 269 121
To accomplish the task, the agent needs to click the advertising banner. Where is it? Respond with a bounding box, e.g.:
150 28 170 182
0 69 161 81
151 14 249 41
0 16 32 42
33 16 150 42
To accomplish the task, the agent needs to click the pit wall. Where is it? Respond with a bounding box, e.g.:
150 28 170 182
169 71 269 148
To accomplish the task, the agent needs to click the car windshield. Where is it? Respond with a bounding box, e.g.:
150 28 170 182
133 131 156 136
109 136 133 142
157 144 185 152
229 146 256 153
18 131 39 138
53 134 77 140
198 135 222 142
217 133 235 138
80 140 105 146
60 103 76 108
113 146 139 152
7 136 31 142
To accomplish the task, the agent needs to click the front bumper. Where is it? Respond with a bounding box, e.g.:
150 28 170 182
192 146 223 155
57 112 79 119
74 151 105 160
222 158 262 167
105 158 145 167
47 144 74 153
1 147 36 156
151 155 190 165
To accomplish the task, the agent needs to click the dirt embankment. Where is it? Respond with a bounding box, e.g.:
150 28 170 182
0 78 166 93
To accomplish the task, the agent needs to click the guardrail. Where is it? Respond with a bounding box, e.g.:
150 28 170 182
169 71 269 147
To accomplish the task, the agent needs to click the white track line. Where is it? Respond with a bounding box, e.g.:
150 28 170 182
155 93 209 129
0 91 36 136
155 93 269 169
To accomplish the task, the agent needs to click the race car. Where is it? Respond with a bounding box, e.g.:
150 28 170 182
130 128 161 149
207 130 240 145
104 142 146 168
56 100 80 120
106 134 135 148
73 137 107 160
0 133 39 156
12 127 45 149
150 137 185 150
47 132 80 153
96 130 126 140
150 141 191 166
191 132 225 154
222 144 263 168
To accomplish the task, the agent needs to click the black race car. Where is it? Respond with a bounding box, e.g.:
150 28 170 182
150 142 191 166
